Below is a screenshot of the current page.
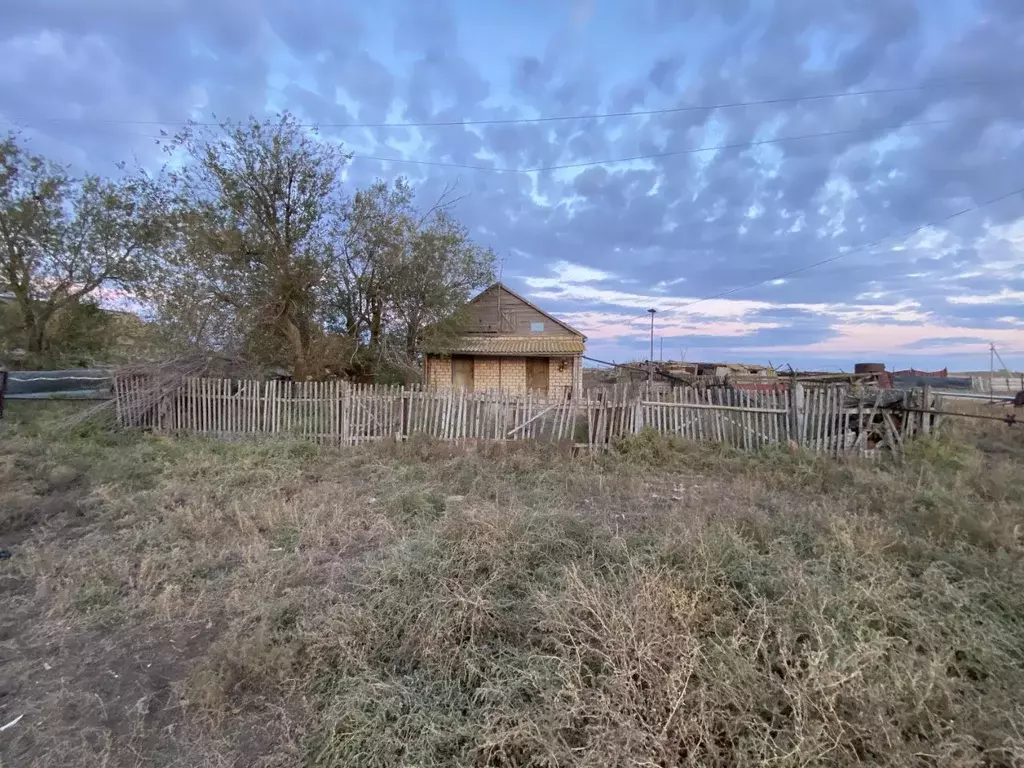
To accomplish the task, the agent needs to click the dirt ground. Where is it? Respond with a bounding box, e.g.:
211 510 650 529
1 401 1023 767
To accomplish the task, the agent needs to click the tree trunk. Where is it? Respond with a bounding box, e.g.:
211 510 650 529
282 316 307 380
403 329 415 386
369 308 382 348
18 301 50 355
28 324 47 354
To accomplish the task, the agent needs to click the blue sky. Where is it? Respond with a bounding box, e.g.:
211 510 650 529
2 0 1022 370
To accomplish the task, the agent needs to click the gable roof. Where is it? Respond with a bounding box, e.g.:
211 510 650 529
470 282 587 340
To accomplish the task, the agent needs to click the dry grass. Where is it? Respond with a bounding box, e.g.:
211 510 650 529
1 402 1023 767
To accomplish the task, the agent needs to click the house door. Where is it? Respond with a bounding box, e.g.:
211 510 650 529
526 358 549 395
452 357 474 391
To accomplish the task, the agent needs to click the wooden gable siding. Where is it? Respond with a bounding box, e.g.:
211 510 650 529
466 285 576 337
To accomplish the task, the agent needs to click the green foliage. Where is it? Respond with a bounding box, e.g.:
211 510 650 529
332 177 495 380
1 296 119 367
1 119 494 377
145 115 494 380
612 427 688 465
0 132 174 361
902 429 983 473
148 113 349 376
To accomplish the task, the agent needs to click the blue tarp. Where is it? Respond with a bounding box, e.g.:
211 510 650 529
2 369 112 399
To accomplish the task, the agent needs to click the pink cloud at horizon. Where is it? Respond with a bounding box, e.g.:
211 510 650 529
525 258 1023 363
569 311 1023 357
755 323 1024 356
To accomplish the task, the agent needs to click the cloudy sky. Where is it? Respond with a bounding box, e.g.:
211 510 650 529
3 0 1022 370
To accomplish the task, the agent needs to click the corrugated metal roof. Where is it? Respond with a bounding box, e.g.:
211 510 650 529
427 335 585 356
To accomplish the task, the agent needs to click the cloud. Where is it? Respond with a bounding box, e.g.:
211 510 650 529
522 260 615 287
562 310 785 340
946 289 1024 305
652 276 686 292
1 0 1022 369
759 323 1024 356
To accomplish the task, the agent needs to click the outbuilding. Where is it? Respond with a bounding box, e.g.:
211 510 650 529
423 282 585 398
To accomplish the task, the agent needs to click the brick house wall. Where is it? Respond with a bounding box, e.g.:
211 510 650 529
548 356 575 399
472 356 533 395
425 355 452 389
499 358 528 393
424 354 579 398
473 357 501 390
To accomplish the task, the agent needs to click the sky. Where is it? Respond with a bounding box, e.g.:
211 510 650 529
2 0 1022 371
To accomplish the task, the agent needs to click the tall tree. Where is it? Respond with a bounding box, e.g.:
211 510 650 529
332 178 494 378
159 113 350 377
0 133 171 361
392 202 495 363
334 179 416 351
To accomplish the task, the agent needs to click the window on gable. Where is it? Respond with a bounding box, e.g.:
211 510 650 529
530 322 544 333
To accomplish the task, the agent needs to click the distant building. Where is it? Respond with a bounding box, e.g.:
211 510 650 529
627 360 775 383
422 282 585 398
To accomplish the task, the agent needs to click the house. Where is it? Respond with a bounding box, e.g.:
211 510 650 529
423 282 586 398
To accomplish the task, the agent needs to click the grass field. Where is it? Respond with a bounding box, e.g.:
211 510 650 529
2 402 1023 767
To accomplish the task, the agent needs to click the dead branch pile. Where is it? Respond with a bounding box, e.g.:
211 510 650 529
66 354 267 430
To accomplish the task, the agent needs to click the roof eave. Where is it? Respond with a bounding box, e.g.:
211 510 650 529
426 350 581 357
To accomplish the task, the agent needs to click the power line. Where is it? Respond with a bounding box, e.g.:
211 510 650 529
675 184 1024 312
356 118 955 173
7 109 1019 325
7 79 1003 130
9 116 960 174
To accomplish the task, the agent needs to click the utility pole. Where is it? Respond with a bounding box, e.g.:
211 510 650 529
647 308 657 386
990 342 995 402
990 342 1014 395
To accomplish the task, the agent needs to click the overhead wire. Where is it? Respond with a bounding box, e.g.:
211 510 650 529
6 116 960 173
5 82 1018 312
6 78 1003 129
9 108 1014 300
354 118 954 172
4 76 998 173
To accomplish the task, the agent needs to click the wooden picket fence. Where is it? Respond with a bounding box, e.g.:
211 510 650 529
113 376 936 456
114 378 586 445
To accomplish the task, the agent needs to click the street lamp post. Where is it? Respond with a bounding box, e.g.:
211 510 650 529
647 308 657 387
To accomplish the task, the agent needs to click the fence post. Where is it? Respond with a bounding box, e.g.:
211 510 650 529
401 388 409 441
791 382 806 446
922 385 932 435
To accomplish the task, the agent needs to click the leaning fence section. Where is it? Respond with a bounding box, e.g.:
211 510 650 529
113 375 938 456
